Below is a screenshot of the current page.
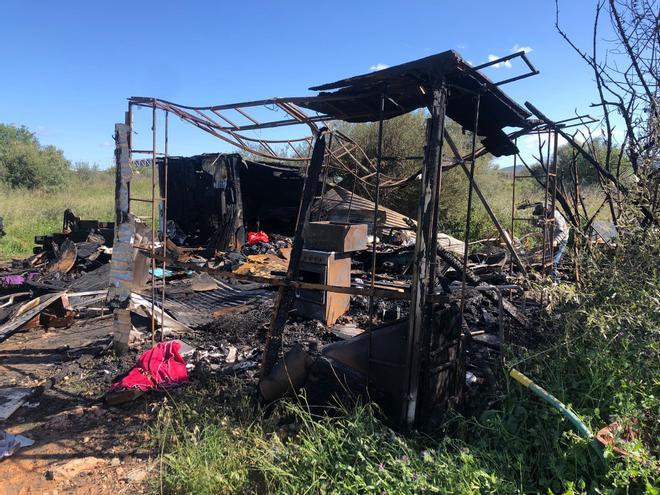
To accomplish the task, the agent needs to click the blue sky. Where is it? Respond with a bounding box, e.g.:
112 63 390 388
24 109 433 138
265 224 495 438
0 1 614 168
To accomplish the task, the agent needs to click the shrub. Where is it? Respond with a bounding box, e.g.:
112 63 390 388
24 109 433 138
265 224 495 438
0 123 70 190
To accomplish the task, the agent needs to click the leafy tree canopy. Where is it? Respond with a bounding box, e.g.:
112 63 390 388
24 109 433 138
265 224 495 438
0 123 70 190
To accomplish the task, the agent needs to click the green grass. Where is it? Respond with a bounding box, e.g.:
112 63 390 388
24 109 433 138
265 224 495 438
0 171 152 261
153 225 659 494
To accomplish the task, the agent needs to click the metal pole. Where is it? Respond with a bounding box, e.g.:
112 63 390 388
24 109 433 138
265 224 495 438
127 103 133 216
368 90 386 387
572 148 581 284
151 101 157 346
550 129 559 271
542 129 551 275
510 143 518 275
316 133 333 221
160 110 168 341
460 93 481 316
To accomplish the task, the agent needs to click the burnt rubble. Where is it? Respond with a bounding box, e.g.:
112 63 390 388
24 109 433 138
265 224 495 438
0 199 523 427
2 49 587 436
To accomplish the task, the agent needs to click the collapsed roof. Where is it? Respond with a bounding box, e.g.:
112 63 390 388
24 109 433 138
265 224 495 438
130 50 534 159
295 50 531 155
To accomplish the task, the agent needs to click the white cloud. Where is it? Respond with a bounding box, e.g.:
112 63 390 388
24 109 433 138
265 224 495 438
369 63 390 72
99 141 113 148
487 54 512 69
511 44 533 54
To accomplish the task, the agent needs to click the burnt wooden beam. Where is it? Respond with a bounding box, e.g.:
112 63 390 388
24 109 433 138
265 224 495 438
259 130 327 382
108 121 134 354
402 84 448 429
443 130 528 276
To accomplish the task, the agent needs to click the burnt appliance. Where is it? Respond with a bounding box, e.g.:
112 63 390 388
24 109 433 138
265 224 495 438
294 250 351 325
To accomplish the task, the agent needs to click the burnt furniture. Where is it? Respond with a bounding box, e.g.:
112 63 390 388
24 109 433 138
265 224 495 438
294 250 351 326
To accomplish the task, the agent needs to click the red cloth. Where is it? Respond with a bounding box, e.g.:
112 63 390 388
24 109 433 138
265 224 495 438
111 341 188 391
247 231 269 245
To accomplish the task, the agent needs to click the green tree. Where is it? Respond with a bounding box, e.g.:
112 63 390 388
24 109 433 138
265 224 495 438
0 124 38 147
556 138 633 188
0 123 70 190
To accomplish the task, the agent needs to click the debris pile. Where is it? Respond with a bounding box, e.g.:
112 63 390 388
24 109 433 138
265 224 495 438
0 50 564 471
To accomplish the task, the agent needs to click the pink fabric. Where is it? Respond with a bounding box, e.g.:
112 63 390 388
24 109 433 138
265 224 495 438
111 341 188 391
0 272 39 287
247 231 269 245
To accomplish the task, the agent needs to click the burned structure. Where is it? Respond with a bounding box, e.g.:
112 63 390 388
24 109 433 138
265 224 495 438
103 49 592 429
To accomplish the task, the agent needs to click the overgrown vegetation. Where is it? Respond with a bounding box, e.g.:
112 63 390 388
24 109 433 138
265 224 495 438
153 224 659 494
0 123 71 190
0 122 122 260
0 167 151 261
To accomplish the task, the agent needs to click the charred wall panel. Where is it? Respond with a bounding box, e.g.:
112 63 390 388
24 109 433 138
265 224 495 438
159 154 308 247
159 156 224 246
239 160 305 235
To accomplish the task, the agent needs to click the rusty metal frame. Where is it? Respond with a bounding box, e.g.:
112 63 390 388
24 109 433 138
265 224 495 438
507 113 598 276
117 55 554 429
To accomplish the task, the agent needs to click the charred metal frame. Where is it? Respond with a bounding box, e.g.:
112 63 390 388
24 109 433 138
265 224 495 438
508 111 599 276
111 51 571 429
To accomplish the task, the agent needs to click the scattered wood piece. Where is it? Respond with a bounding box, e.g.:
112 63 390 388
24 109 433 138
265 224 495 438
0 292 66 343
46 238 77 274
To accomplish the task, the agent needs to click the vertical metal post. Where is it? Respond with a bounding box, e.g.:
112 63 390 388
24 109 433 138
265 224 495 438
345 160 358 223
316 133 333 221
403 83 447 429
541 129 551 274
550 128 559 270
367 91 386 385
460 93 481 316
160 110 169 341
151 101 157 346
127 104 133 215
572 148 581 284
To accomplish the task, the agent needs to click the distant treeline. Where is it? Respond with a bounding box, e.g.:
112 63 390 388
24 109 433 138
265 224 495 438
0 123 109 190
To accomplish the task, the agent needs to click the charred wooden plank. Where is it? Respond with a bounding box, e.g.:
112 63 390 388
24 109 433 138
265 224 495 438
260 131 327 380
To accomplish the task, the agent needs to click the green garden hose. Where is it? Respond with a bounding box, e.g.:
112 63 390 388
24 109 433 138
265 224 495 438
510 368 604 460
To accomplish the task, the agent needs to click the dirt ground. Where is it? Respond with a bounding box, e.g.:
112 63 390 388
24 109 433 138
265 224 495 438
0 288 510 494
0 300 333 495
0 319 157 495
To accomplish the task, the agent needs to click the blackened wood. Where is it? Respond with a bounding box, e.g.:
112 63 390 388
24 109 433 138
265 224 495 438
436 247 529 327
403 85 447 429
260 132 327 378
